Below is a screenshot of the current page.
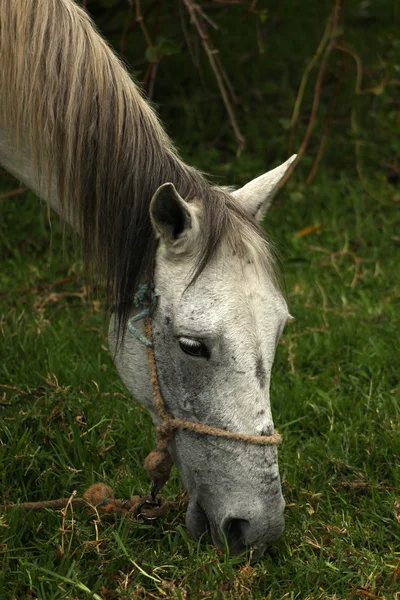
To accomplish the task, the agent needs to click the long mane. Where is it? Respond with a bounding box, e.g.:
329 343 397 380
0 0 275 337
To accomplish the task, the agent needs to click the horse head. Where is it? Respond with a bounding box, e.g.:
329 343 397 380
110 156 294 558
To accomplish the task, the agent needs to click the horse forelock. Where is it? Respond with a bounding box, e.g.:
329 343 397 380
190 190 280 290
0 0 280 342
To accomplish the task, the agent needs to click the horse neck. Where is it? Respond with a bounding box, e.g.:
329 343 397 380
0 0 171 226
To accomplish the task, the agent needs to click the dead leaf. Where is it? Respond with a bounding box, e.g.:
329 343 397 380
297 223 321 237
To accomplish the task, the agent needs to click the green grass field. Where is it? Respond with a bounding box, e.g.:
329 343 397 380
1 0 400 598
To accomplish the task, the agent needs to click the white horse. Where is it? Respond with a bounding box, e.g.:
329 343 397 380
0 0 295 558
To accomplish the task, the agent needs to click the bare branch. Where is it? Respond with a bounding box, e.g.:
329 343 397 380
182 0 245 154
278 0 342 193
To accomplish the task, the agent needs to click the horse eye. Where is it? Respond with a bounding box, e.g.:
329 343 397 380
178 337 210 359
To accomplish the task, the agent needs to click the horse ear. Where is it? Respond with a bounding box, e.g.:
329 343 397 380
232 155 297 221
150 182 195 243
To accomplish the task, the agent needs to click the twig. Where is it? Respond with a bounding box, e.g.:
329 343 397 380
333 42 362 94
306 57 343 185
120 1 134 57
288 339 295 374
288 14 332 144
0 275 77 297
60 491 77 556
147 62 159 100
330 250 363 289
145 0 163 99
179 1 199 68
290 326 329 339
215 53 238 103
101 0 158 36
332 43 370 187
332 42 389 193
134 0 161 98
315 282 329 327
135 0 153 48
182 0 245 154
256 22 264 55
193 2 218 29
33 290 87 311
308 246 374 290
0 187 27 200
279 0 342 194
339 481 399 492
153 0 162 38
0 384 26 395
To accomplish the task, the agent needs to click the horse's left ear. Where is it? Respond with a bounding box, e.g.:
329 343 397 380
150 182 197 246
232 154 297 222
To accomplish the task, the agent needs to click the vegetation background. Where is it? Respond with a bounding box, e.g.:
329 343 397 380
1 0 399 598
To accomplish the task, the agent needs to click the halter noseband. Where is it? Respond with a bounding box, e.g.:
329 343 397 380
127 285 282 497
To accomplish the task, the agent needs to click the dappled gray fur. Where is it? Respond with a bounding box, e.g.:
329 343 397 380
0 0 277 340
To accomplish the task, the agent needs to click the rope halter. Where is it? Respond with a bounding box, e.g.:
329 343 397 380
127 285 282 496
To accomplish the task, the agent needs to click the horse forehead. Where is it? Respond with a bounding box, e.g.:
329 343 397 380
171 261 286 327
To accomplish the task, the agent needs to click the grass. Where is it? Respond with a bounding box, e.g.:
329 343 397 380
1 0 400 598
1 176 399 600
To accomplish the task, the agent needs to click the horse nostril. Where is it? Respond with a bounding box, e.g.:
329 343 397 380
221 518 250 553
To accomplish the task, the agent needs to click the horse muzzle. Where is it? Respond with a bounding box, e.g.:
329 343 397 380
186 489 285 558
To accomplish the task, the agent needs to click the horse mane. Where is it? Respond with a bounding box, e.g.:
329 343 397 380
0 0 277 339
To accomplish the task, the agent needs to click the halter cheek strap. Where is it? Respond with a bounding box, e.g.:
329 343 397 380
128 285 282 496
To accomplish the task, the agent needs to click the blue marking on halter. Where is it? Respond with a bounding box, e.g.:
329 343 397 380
127 284 155 348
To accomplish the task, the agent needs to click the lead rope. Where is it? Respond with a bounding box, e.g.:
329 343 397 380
2 484 173 521
133 286 282 499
